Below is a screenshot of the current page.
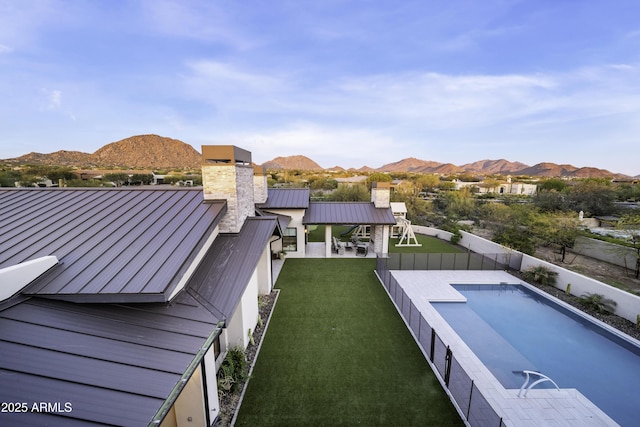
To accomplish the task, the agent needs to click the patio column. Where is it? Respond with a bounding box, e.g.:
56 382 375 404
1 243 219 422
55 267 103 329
325 225 332 258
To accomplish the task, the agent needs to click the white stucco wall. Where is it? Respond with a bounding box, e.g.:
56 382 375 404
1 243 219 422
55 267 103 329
263 208 306 258
225 268 260 350
256 244 272 295
424 228 640 324
520 254 640 324
412 225 454 241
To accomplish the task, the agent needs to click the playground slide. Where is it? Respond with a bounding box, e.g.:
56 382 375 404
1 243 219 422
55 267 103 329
340 225 359 236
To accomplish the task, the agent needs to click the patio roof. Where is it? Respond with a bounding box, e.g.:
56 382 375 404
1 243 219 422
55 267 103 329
0 188 226 304
259 188 310 209
302 202 396 225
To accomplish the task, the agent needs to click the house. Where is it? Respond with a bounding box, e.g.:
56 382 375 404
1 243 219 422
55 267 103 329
259 182 396 258
0 145 281 426
257 187 310 258
453 176 537 196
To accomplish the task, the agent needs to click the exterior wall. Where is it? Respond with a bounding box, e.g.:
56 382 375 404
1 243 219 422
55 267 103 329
429 228 640 324
457 230 514 256
412 225 454 241
225 268 260 350
253 171 268 204
371 182 391 208
372 225 390 254
202 164 254 233
263 208 306 258
256 244 273 295
574 236 637 270
172 365 206 427
202 345 221 422
521 254 640 324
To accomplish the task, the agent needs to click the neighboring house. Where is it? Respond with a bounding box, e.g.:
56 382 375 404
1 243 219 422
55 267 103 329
453 176 537 196
0 145 281 426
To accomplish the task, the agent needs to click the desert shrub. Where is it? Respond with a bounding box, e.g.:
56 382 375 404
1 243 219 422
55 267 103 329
217 347 249 394
521 265 558 287
579 293 617 314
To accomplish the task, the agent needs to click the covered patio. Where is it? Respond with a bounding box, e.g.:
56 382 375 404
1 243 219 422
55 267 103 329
302 202 396 258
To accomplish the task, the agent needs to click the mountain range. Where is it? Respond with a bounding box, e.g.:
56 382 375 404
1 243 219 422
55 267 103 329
1 134 631 178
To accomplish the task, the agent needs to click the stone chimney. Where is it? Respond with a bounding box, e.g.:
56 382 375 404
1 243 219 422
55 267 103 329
253 165 268 205
201 145 255 233
371 182 391 208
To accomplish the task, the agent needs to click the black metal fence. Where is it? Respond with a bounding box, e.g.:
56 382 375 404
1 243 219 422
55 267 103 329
376 256 507 427
379 251 522 272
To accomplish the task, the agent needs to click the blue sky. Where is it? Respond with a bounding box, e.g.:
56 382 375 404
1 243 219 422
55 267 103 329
1 1 639 175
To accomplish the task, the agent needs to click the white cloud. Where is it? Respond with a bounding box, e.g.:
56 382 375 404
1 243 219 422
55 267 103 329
40 88 62 110
138 0 257 49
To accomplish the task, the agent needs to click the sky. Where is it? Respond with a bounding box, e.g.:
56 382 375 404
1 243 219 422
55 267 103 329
1 1 639 175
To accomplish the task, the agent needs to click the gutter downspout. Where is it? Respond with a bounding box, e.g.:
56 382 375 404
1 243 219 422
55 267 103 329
149 321 225 426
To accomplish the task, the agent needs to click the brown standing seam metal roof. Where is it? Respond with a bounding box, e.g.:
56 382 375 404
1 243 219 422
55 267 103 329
302 202 396 225
0 189 280 426
0 188 226 303
188 216 280 321
259 188 310 209
0 291 221 426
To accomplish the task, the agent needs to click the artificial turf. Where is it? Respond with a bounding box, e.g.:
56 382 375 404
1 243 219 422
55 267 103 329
389 233 465 254
235 258 464 426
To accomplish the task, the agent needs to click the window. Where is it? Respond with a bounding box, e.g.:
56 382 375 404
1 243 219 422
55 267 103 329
283 227 297 252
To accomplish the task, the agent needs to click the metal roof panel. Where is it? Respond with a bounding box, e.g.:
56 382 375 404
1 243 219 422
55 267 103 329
188 217 278 319
302 202 396 225
259 188 310 209
0 188 226 303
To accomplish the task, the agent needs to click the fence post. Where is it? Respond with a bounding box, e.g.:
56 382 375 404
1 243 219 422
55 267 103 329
430 328 435 362
444 346 452 386
467 380 474 418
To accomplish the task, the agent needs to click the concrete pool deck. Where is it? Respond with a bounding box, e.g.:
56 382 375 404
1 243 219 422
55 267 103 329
390 270 619 427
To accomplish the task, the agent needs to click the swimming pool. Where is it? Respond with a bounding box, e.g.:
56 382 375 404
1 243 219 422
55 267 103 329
432 284 640 427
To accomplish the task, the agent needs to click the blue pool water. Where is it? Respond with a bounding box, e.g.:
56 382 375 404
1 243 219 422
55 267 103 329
432 284 640 427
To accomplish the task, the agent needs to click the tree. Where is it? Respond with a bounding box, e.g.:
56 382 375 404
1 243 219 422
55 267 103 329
538 178 567 192
365 172 392 188
566 179 615 216
130 174 153 185
392 180 432 224
328 184 369 201
531 212 579 262
533 190 567 212
416 174 440 193
435 188 476 219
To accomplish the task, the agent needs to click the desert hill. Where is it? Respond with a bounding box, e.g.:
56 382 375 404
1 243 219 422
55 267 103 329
261 155 322 170
92 135 201 168
3 135 201 169
1 136 628 177
261 156 621 178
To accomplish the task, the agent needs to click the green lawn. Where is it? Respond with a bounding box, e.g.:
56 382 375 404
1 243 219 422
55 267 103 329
235 259 464 426
306 225 359 242
389 233 464 254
